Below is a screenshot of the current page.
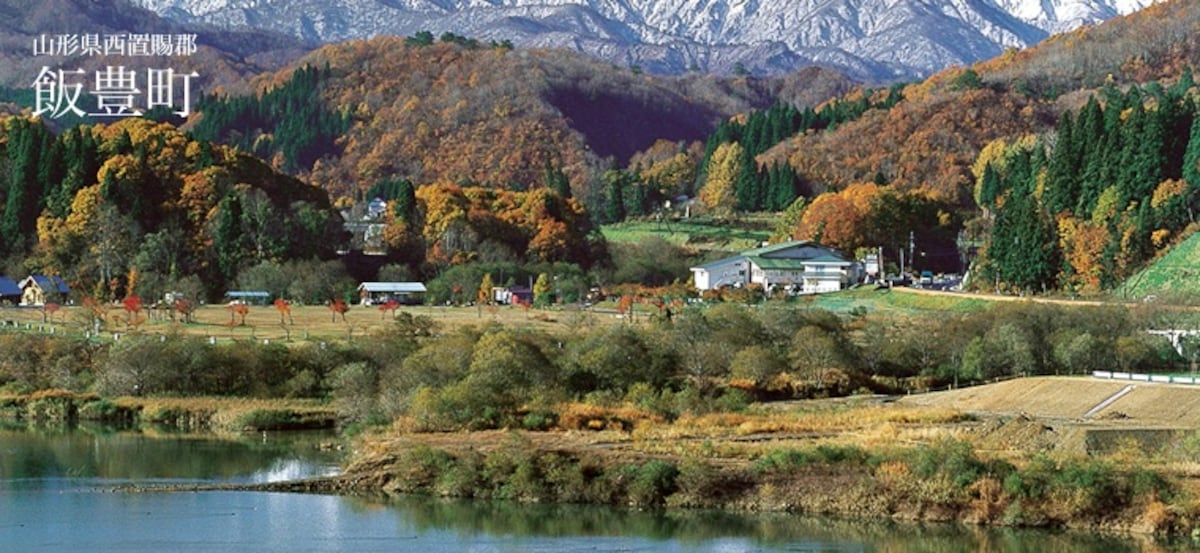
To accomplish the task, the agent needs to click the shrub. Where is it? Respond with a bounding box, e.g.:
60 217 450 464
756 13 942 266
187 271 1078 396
1130 468 1171 500
753 449 817 473
1050 459 1120 516
909 437 985 490
78 398 128 422
393 445 455 492
542 453 591 503
668 459 747 508
233 409 320 431
435 449 484 498
521 409 557 431
498 455 547 502
814 444 869 465
625 460 679 507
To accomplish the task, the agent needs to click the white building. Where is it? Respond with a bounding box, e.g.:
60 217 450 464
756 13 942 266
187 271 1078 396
690 241 859 295
357 282 426 305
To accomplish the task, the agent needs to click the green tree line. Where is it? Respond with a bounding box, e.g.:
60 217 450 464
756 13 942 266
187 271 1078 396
975 74 1200 293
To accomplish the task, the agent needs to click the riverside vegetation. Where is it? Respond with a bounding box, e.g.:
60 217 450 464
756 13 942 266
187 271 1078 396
5 298 1200 534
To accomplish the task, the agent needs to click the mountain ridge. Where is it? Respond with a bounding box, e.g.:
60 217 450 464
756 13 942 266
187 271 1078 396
133 0 1157 80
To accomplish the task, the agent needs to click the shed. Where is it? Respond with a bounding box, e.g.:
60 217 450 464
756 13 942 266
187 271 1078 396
503 285 534 305
224 290 271 305
18 275 70 306
357 282 426 305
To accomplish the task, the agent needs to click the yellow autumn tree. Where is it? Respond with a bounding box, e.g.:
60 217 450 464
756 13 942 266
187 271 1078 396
699 142 743 218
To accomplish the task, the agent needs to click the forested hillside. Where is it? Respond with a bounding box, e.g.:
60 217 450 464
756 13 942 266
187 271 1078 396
683 0 1200 286
975 79 1200 293
189 35 855 208
0 116 346 300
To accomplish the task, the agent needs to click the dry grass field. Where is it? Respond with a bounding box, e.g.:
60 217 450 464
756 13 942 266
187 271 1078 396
900 376 1200 426
0 301 644 343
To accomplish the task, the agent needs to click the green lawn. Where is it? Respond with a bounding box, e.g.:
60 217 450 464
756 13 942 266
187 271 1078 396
1117 232 1200 303
601 215 773 252
801 287 991 316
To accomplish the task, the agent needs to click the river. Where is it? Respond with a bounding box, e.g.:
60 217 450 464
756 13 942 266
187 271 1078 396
0 424 1187 552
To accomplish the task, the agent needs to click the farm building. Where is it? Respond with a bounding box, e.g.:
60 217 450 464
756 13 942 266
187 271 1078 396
357 282 426 305
18 275 70 306
690 240 860 295
493 285 534 305
224 290 271 305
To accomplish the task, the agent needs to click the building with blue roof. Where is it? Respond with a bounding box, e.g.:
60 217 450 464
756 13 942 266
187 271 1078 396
18 275 70 306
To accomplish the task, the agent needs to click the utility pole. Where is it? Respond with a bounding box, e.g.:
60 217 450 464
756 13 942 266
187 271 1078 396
908 230 915 275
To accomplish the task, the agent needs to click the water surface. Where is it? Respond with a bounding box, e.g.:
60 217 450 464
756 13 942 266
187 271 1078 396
0 425 1183 552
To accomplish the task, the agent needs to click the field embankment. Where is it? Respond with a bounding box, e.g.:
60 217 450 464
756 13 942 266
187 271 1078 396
902 376 1200 426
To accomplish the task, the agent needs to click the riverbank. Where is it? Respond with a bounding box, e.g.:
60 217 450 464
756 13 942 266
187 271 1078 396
0 390 336 432
22 378 1200 537
296 381 1200 537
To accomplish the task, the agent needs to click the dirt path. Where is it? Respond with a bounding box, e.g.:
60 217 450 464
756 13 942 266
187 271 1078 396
892 286 1121 307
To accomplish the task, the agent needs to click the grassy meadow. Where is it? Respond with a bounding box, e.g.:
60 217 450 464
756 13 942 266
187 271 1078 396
1117 231 1200 303
0 300 649 344
600 214 773 253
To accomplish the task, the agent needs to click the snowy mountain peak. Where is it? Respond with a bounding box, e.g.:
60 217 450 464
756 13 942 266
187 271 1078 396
133 0 1159 79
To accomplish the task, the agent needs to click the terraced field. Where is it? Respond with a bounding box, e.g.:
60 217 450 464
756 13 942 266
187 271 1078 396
902 376 1200 426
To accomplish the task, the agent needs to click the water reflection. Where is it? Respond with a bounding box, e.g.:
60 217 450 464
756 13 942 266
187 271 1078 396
352 495 1171 553
0 423 343 484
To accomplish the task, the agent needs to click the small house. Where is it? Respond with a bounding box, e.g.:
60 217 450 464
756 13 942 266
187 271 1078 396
0 276 21 305
18 275 70 306
366 197 388 219
357 282 426 305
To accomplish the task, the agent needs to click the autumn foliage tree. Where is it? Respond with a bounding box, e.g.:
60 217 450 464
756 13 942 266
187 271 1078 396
121 295 144 329
973 81 1200 293
699 142 742 218
273 298 293 324
329 298 350 322
403 183 604 270
3 116 347 302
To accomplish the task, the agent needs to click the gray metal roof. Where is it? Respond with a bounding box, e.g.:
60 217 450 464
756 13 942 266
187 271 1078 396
357 282 427 293
226 291 271 298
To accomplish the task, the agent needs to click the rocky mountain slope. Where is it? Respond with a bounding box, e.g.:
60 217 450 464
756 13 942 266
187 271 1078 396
134 0 1157 80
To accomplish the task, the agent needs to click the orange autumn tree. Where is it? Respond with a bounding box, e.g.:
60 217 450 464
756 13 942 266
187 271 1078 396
328 298 350 322
379 298 401 320
274 298 293 324
228 303 250 326
794 183 879 251
121 294 145 329
408 183 600 269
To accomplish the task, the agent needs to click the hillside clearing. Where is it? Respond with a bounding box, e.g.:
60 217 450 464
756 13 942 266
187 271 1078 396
1118 231 1200 303
601 215 773 253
